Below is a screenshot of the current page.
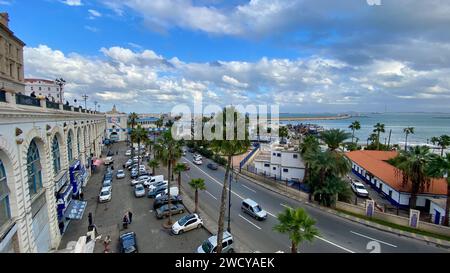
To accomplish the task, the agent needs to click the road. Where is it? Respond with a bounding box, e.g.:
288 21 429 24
180 151 449 253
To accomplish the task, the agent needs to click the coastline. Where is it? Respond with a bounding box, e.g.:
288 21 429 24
277 114 352 121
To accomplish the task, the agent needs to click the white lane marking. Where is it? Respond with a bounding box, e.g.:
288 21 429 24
241 184 257 193
350 231 398 248
314 235 355 253
205 190 218 200
280 203 293 210
266 211 277 218
239 214 262 230
185 157 355 253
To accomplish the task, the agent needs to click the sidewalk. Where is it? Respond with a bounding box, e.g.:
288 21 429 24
237 168 450 249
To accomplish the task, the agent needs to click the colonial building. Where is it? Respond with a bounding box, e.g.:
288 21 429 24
0 12 25 95
0 13 106 253
24 79 64 103
105 105 128 142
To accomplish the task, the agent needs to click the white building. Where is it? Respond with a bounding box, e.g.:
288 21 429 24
253 142 305 182
105 105 128 142
24 79 63 103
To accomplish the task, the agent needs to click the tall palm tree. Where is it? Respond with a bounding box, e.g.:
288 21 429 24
319 129 351 151
148 159 159 176
174 163 187 193
273 208 319 253
373 123 385 150
427 153 450 226
128 112 139 155
145 139 154 156
299 135 320 201
154 131 182 226
403 127 415 151
189 178 206 213
130 125 148 176
431 135 450 156
210 107 251 253
348 121 361 144
392 146 434 209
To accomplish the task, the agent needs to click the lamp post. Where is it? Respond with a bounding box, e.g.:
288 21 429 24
82 94 88 109
94 101 98 112
55 78 66 104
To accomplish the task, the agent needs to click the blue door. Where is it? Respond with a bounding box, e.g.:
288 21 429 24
434 210 441 224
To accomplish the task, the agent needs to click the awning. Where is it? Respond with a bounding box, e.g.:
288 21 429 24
64 200 87 220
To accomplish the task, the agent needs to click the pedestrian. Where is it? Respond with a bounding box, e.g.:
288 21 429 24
79 191 84 201
88 212 93 227
128 211 133 224
122 214 129 229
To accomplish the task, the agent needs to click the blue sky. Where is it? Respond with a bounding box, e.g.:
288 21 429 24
2 0 450 114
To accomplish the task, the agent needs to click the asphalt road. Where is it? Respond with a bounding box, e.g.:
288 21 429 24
180 151 449 253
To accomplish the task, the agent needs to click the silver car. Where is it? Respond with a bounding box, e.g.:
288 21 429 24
134 184 146 198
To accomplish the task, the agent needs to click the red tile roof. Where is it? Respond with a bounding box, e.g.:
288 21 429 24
346 150 447 195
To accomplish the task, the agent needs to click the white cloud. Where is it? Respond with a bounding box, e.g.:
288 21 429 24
61 0 83 6
88 9 102 19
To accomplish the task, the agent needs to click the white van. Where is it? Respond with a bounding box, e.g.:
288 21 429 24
156 187 179 199
143 175 164 188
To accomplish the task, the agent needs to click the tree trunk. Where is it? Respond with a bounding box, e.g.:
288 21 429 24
167 159 172 225
195 189 199 213
137 139 141 176
377 131 381 150
444 180 450 226
352 130 355 144
291 241 297 253
178 173 181 194
216 155 231 253
405 134 408 151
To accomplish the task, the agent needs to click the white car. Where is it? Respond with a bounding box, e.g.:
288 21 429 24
193 158 203 165
134 184 146 198
148 181 168 191
125 159 133 167
172 214 203 235
125 150 132 156
130 175 151 186
351 180 369 198
99 187 112 203
116 170 125 179
194 154 202 160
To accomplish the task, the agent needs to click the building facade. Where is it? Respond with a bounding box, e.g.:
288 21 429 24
24 79 63 103
0 12 25 95
105 105 128 142
253 142 305 182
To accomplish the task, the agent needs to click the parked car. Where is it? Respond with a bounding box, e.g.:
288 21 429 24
172 214 203 235
103 179 112 191
107 150 114 157
207 163 218 170
241 199 267 220
130 169 139 179
98 187 112 203
147 185 168 198
193 154 202 160
351 180 369 197
156 187 179 199
130 175 151 186
143 175 164 188
119 232 138 253
125 150 132 156
153 195 183 210
116 170 126 179
125 159 133 168
104 156 114 166
155 204 185 219
134 184 146 198
148 180 168 191
193 158 203 165
197 231 234 253
104 172 113 181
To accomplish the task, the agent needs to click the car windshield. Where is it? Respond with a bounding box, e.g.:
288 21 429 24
356 185 366 190
104 181 111 187
253 205 262 212
136 185 144 191
178 215 193 226
201 241 213 253
101 191 109 196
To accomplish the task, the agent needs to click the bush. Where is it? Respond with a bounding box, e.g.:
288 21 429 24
213 155 228 166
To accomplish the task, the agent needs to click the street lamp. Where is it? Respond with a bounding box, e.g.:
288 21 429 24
55 78 66 104
94 101 98 112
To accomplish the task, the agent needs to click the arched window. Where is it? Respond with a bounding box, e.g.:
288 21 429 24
27 140 43 198
67 130 73 162
0 160 11 227
77 129 81 156
52 136 61 174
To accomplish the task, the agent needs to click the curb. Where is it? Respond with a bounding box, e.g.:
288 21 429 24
237 170 450 250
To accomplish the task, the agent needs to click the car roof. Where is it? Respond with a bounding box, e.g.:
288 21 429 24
353 182 365 186
243 198 259 207
100 187 111 192
208 231 233 245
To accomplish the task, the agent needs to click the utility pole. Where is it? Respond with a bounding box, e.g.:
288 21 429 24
387 129 392 150
82 94 88 109
55 78 66 104
94 101 98 112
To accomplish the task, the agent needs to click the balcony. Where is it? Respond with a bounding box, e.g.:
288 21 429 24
73 107 80 112
16 93 40 107
46 101 60 110
0 89 5 102
63 104 71 111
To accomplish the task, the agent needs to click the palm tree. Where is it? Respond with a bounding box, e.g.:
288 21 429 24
154 131 182 226
273 208 319 253
279 126 289 143
210 107 251 253
403 127 415 151
348 121 361 144
189 178 206 213
431 135 450 156
299 135 320 201
165 120 174 128
130 125 148 176
156 118 164 129
427 153 450 226
128 112 139 154
145 139 154 156
148 159 159 176
392 146 434 209
319 129 351 151
174 163 187 193
373 123 385 150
